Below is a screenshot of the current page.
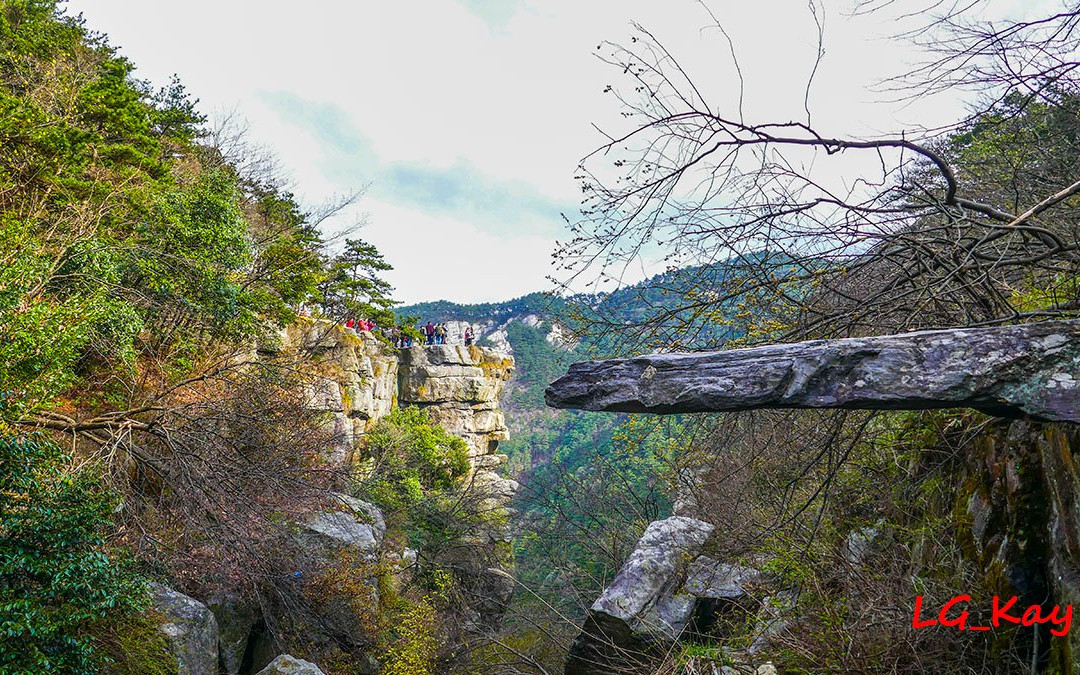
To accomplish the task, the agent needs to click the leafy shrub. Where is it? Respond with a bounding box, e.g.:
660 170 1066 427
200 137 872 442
0 434 148 673
358 407 469 513
380 598 438 675
89 611 176 675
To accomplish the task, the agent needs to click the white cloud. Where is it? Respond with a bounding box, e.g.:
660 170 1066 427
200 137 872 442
356 199 556 304
65 0 1041 303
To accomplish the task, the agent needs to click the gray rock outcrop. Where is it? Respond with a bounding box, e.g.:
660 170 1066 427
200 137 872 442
152 584 219 675
283 321 514 483
566 518 774 674
398 344 519 626
284 322 400 466
546 320 1080 422
255 654 326 674
591 517 715 641
565 517 715 674
398 345 513 459
300 493 385 557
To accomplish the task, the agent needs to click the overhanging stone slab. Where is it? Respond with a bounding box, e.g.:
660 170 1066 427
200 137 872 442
546 321 1080 422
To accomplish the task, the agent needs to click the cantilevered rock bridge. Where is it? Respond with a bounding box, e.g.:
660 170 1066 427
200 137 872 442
545 321 1080 422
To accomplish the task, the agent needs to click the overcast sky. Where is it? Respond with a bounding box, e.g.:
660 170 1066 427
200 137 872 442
65 0 1036 304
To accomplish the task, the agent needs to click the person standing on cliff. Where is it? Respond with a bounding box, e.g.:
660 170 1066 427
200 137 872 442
464 326 474 346
425 321 435 344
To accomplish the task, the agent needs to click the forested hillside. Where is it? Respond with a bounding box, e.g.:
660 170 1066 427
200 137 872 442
0 3 508 673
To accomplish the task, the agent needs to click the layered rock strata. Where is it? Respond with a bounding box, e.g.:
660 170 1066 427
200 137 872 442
282 320 515 485
398 345 518 508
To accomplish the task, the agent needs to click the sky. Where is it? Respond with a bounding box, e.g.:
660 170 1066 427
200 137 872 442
63 0 1036 304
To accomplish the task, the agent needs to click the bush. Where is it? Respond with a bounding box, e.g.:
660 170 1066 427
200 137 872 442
358 407 469 513
0 434 147 673
380 599 439 675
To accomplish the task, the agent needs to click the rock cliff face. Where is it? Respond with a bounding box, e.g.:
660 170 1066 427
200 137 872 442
398 345 518 511
284 322 399 466
396 344 519 625
957 420 1080 668
398 344 512 457
161 320 517 672
281 322 519 614
283 320 515 484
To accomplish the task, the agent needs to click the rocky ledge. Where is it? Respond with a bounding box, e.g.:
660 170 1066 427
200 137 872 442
546 320 1080 422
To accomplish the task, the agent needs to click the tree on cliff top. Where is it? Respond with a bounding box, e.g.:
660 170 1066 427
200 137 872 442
318 237 396 327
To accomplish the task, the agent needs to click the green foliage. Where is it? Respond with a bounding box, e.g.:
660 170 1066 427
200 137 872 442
241 185 325 324
89 611 176 675
0 4 406 671
358 407 470 514
510 412 674 621
134 169 254 333
318 238 396 329
0 434 147 673
0 0 397 415
380 598 438 675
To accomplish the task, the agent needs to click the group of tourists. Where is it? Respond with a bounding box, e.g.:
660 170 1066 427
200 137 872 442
423 321 448 345
421 321 476 346
343 318 376 332
336 315 477 349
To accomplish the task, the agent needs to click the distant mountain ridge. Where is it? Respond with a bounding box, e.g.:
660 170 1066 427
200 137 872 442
390 258 761 478
393 257 767 354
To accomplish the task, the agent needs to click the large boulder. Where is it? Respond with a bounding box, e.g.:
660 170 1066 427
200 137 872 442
152 584 218 675
255 654 326 674
300 493 385 557
565 520 773 674
565 517 714 674
546 320 1080 423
